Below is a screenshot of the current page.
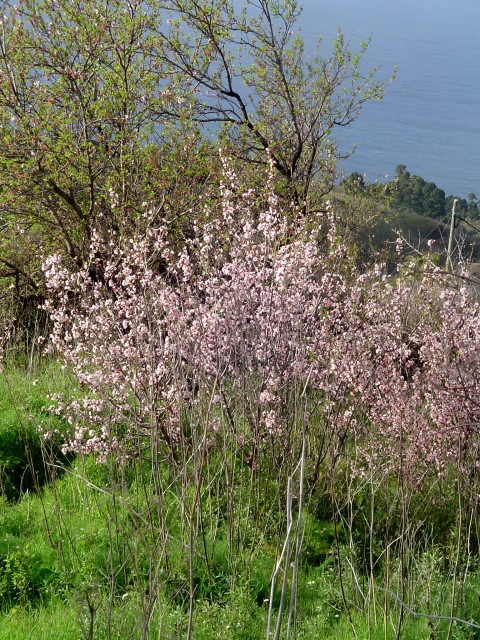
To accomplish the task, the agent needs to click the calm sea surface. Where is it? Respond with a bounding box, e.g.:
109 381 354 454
237 0 480 198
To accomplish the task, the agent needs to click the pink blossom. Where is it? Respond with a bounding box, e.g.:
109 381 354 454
40 154 480 483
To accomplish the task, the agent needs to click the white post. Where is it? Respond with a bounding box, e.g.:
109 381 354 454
447 198 458 271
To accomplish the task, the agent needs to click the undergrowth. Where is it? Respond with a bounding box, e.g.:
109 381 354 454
1 364 480 639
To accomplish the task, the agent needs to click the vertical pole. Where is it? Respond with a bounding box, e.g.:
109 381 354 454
447 198 458 271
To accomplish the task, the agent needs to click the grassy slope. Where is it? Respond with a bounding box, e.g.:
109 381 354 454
1 200 480 638
334 182 480 264
372 207 480 263
1 364 480 638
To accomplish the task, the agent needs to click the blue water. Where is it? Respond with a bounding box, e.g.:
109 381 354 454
296 0 480 197
231 0 480 197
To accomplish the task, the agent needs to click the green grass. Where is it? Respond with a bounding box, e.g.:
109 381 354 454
0 359 76 499
1 468 479 639
0 599 80 640
1 360 480 639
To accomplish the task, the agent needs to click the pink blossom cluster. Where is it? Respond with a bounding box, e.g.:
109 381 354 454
42 160 480 481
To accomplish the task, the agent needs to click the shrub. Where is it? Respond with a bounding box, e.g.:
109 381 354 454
0 366 72 500
0 543 63 608
42 157 480 490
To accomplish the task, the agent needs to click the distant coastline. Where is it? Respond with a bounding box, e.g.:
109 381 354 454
296 0 480 199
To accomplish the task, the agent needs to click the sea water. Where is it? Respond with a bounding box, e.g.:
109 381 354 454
234 0 480 198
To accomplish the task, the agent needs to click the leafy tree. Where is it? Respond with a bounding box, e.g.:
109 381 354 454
467 193 480 219
341 172 366 194
406 175 426 213
446 195 467 217
153 0 389 211
0 0 163 265
0 0 389 342
390 166 445 218
422 181 445 218
0 0 218 323
391 164 410 203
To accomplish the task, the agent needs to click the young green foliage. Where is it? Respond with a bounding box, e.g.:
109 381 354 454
154 0 389 211
0 0 388 309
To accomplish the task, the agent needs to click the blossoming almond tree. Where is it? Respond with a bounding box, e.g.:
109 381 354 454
42 157 480 490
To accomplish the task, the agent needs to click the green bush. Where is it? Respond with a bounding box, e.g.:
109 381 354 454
0 543 64 608
0 402 71 500
0 364 73 500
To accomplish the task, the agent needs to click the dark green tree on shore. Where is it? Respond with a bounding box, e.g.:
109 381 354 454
391 164 446 218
